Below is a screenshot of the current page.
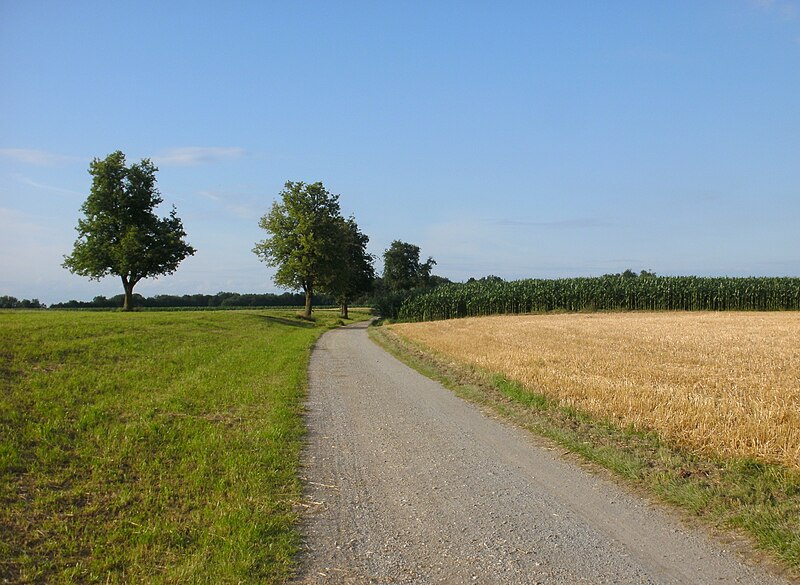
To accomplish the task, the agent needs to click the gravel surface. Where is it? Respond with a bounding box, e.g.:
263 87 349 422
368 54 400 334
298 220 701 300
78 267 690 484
295 321 792 584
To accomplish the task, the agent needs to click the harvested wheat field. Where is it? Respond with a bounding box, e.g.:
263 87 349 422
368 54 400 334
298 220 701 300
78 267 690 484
390 312 800 469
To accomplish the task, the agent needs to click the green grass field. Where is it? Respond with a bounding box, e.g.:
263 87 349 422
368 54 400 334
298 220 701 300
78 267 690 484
0 308 368 584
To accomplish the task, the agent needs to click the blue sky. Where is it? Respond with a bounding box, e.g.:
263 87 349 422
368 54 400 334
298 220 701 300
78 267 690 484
2 1 799 304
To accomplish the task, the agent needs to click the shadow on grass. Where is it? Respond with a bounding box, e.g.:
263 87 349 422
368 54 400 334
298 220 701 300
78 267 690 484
260 315 316 329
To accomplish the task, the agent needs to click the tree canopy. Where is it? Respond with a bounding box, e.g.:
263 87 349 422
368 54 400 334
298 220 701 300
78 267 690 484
50 290 336 309
322 216 375 318
254 181 373 318
382 240 437 292
62 151 195 310
605 268 658 278
0 296 44 309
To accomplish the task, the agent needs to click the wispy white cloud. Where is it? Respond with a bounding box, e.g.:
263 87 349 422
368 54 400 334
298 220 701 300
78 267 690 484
14 175 84 196
0 207 70 298
495 218 614 229
0 148 79 166
1 147 249 167
153 147 247 166
197 190 223 202
748 0 798 20
194 186 265 219
0 207 50 237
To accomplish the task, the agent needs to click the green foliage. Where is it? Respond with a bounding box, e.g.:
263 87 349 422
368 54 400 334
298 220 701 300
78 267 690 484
466 275 504 285
604 268 658 278
0 309 369 583
371 289 419 321
50 291 336 309
0 296 44 309
371 240 442 318
253 182 374 319
321 216 375 318
382 240 436 292
253 181 344 317
62 151 195 310
398 276 800 321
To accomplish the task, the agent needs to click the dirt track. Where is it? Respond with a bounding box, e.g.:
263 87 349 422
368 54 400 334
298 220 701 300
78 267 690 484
295 321 792 584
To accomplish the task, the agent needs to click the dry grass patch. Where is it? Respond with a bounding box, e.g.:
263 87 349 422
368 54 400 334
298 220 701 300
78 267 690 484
390 312 800 469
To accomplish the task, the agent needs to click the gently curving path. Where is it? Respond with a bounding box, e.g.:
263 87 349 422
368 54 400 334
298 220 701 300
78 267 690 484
295 321 792 585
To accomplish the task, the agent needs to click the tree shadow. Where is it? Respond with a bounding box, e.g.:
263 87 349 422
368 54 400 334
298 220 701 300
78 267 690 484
260 315 317 329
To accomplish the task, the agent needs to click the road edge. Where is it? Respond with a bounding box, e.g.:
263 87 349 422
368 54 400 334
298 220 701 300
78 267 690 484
369 322 800 583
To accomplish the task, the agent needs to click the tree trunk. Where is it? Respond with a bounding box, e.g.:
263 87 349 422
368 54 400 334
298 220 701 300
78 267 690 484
121 277 135 311
304 288 313 318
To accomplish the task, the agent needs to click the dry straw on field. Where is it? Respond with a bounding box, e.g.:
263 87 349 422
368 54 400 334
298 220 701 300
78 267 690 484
390 312 800 469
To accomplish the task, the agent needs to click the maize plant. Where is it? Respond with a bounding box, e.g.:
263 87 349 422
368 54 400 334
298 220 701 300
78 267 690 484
397 277 800 322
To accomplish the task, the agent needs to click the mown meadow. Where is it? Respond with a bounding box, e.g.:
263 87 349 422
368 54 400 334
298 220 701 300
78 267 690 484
0 308 368 584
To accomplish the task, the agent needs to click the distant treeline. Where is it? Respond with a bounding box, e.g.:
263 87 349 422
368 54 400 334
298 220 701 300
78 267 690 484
49 291 337 309
0 295 45 309
397 276 800 322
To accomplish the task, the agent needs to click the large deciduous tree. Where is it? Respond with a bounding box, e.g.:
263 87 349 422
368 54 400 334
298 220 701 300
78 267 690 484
253 181 344 318
382 240 436 292
323 216 375 319
63 151 195 311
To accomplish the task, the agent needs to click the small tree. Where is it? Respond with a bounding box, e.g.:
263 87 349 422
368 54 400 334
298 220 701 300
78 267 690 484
323 216 375 319
0 295 18 308
253 181 342 317
63 151 195 310
383 240 436 292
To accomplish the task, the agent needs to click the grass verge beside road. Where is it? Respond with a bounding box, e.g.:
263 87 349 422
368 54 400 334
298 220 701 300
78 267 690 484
1 309 367 584
371 323 800 578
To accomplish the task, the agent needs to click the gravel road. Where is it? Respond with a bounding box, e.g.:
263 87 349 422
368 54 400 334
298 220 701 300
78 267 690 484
296 321 792 584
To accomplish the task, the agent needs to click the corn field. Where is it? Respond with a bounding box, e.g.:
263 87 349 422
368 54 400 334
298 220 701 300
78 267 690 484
397 277 800 322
